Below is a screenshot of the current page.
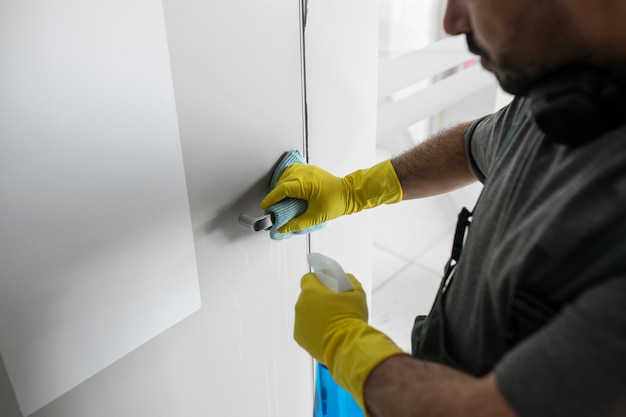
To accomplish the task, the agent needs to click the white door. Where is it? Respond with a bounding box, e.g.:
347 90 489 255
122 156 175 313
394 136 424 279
0 0 312 415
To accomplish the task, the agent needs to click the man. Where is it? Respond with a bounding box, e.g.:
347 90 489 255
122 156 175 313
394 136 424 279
261 0 626 416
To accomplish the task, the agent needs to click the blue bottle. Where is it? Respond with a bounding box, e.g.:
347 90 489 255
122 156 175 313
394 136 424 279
314 362 365 417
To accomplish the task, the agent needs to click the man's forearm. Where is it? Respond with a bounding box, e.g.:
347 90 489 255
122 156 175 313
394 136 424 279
363 354 516 417
391 122 477 200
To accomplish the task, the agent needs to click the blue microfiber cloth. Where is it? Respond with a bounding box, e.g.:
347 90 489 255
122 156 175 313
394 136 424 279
266 150 329 240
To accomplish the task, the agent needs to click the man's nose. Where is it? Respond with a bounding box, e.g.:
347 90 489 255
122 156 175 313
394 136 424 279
442 0 471 35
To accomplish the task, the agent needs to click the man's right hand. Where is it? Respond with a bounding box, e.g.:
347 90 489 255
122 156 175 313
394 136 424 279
260 164 348 233
260 160 403 234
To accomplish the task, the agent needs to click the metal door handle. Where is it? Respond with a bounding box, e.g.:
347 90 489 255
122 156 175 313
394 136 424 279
238 213 274 231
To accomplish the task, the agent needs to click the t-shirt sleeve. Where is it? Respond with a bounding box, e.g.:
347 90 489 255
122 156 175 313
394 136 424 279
463 96 528 183
495 276 626 417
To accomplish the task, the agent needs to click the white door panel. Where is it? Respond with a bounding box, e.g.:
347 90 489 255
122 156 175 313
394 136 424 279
0 1 200 414
306 0 379 290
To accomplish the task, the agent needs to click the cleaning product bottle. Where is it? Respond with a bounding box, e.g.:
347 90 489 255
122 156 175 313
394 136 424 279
307 253 364 417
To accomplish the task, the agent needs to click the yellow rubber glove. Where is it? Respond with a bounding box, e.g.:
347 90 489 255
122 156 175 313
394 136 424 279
260 160 403 234
294 272 403 413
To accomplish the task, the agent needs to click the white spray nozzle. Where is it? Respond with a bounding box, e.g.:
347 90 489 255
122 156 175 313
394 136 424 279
307 253 354 293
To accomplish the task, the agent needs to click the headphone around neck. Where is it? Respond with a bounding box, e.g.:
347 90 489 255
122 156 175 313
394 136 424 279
526 65 626 146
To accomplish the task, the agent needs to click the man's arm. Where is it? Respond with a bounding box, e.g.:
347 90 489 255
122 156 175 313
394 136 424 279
260 122 478 232
364 354 516 417
294 272 517 417
392 122 477 200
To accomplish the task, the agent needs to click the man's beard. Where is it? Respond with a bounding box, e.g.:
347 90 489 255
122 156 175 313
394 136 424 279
465 33 536 96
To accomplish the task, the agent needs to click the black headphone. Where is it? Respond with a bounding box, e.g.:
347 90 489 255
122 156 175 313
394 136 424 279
527 65 626 146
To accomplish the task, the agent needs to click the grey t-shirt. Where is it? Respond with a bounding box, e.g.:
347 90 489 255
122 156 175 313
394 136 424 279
445 97 626 416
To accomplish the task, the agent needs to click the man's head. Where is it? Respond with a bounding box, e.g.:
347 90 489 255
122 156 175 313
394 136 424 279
443 0 626 95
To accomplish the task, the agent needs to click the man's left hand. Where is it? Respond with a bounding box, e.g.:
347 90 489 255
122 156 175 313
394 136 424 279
294 272 403 412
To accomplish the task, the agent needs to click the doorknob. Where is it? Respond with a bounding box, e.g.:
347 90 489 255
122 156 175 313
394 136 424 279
238 213 274 231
